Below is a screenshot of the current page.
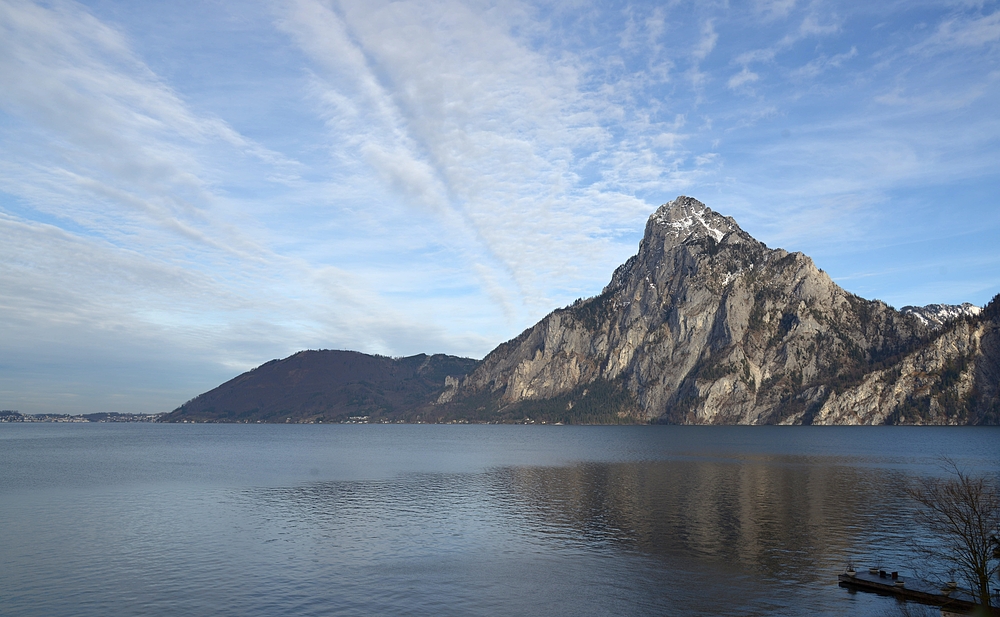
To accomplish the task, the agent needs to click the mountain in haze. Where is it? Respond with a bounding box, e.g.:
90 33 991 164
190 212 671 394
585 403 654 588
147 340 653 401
436 196 999 425
160 351 477 423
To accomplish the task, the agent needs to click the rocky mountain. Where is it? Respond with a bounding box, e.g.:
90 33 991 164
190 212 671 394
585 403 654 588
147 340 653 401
437 196 999 425
160 351 477 423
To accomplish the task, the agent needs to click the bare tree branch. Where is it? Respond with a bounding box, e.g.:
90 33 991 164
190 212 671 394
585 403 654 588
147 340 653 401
906 459 1000 608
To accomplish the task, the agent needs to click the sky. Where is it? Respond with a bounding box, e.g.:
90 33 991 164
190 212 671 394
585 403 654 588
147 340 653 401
1 0 999 414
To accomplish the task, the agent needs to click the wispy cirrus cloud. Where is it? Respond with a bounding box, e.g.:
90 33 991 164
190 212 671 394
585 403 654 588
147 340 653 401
0 0 289 259
754 0 797 22
277 0 669 313
919 9 1000 50
728 67 760 90
2 0 999 413
0 0 503 411
790 46 857 79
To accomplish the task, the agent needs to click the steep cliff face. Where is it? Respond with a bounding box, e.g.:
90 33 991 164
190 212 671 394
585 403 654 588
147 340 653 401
814 296 1000 425
447 196 997 424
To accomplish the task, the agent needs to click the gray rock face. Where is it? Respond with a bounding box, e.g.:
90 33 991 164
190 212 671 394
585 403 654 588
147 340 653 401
447 197 998 424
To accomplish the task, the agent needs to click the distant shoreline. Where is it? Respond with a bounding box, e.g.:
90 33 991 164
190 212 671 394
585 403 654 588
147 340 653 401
0 411 163 423
4 412 996 426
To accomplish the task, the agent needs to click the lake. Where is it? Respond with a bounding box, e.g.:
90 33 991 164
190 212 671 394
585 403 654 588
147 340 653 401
2 424 998 616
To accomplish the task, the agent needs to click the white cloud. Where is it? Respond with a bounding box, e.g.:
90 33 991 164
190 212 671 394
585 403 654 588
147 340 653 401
0 0 507 410
795 13 840 38
735 48 778 65
791 46 857 79
873 80 992 111
735 9 842 72
0 0 297 261
276 0 674 316
693 19 718 60
919 10 1000 50
3 0 1000 412
728 67 760 90
754 0 796 21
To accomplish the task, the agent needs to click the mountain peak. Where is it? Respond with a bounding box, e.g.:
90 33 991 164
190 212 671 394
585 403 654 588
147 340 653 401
452 195 1000 426
647 196 744 244
900 302 982 329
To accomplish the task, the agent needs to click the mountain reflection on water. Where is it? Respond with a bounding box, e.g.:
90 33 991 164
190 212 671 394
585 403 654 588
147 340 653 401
490 459 912 578
2 425 998 617
238 456 920 615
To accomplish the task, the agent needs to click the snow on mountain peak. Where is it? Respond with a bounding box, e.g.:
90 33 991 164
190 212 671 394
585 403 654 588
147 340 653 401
649 196 740 243
900 302 982 329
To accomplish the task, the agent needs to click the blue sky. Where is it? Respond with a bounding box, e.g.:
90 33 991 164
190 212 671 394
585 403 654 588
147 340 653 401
2 0 998 414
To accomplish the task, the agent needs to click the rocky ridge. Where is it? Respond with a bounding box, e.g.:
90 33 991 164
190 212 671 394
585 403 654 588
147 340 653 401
901 303 982 329
440 196 999 425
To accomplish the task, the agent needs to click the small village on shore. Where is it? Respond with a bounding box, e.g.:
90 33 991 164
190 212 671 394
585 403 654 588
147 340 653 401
0 410 163 423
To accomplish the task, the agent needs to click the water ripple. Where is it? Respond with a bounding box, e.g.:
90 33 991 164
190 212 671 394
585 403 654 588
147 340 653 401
2 424 998 616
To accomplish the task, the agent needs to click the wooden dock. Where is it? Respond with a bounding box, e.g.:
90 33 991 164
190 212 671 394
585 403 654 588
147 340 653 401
838 570 1000 615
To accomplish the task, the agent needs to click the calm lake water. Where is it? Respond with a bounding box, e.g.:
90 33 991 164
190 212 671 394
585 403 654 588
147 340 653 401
2 424 998 616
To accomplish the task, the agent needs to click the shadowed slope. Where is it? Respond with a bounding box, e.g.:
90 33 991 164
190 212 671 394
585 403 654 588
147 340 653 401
160 350 477 423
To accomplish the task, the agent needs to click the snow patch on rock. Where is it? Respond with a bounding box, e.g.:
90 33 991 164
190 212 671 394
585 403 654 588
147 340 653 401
651 196 737 243
901 303 981 329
